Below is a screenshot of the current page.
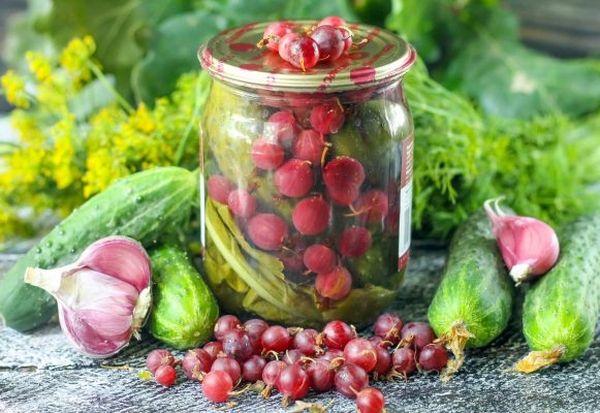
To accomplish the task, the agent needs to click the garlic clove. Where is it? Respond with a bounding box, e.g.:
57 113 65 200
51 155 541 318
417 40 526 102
24 236 152 358
132 286 152 338
484 198 559 284
58 306 131 357
78 236 152 292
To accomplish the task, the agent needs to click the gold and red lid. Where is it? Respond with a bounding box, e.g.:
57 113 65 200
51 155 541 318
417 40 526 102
199 21 416 93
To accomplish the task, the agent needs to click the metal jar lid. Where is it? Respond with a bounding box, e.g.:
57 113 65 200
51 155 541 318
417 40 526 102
199 21 416 93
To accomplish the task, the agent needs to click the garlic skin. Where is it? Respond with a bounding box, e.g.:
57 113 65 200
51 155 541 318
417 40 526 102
24 236 152 358
484 198 559 284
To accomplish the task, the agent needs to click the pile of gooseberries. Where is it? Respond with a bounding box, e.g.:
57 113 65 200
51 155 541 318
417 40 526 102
258 16 354 71
145 313 450 412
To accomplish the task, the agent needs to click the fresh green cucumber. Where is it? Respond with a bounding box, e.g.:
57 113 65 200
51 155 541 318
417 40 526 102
516 214 600 373
148 245 219 349
428 209 515 378
0 167 198 332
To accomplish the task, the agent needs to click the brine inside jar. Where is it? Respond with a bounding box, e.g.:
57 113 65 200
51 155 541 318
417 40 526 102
200 79 413 327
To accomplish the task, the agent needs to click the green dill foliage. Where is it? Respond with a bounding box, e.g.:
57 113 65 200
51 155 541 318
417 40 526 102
405 63 600 238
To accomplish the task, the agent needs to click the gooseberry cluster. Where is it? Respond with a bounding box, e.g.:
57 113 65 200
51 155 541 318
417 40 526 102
145 313 449 412
207 80 395 303
258 16 353 71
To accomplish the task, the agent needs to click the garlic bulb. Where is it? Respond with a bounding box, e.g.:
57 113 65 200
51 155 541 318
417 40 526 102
484 198 559 284
24 236 152 358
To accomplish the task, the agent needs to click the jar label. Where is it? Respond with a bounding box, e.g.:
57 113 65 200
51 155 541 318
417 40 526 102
398 134 414 270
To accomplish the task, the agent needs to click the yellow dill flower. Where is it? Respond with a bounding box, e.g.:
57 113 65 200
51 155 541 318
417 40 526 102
88 106 126 144
130 103 156 133
10 111 45 145
60 36 96 84
0 146 46 190
26 52 52 83
1 70 30 108
36 79 69 114
82 149 129 198
50 116 80 189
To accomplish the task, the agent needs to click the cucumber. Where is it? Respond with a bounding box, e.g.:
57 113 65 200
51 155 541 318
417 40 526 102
148 245 219 349
516 214 600 373
427 209 515 378
0 167 198 332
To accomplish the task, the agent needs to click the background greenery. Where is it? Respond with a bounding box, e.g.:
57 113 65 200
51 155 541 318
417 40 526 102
0 0 599 249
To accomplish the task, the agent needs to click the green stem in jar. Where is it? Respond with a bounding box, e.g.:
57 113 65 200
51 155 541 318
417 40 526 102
205 199 321 321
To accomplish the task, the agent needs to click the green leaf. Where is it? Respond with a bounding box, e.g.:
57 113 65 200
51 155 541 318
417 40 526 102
279 0 358 20
385 0 441 62
131 10 228 103
36 0 194 96
444 34 600 119
351 0 392 26
385 0 510 65
203 0 357 25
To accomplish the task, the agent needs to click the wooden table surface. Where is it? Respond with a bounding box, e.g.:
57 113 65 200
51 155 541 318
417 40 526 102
1 250 598 413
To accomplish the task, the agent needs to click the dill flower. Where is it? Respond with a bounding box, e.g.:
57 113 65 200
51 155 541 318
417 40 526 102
26 52 52 83
1 70 30 108
60 36 96 85
50 116 80 189
10 111 44 145
131 104 156 134
82 149 129 198
37 79 69 114
0 146 47 191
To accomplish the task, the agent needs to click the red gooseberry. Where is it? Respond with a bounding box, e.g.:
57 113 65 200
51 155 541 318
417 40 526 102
343 338 378 372
334 363 369 398
338 226 372 258
292 196 331 236
202 370 233 403
292 129 327 164
315 266 353 301
310 25 345 62
321 320 356 350
262 21 295 52
277 364 310 400
146 349 175 374
285 36 320 71
274 159 314 198
303 244 336 274
154 365 177 387
207 175 234 204
310 101 345 134
227 189 257 218
251 138 285 170
246 213 289 251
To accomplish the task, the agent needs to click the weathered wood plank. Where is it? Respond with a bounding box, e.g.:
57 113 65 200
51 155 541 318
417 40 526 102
1 250 599 413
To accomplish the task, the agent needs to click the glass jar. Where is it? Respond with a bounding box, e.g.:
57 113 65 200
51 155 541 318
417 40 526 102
199 21 416 327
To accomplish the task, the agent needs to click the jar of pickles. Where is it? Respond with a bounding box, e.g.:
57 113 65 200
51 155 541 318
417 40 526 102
199 19 416 327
